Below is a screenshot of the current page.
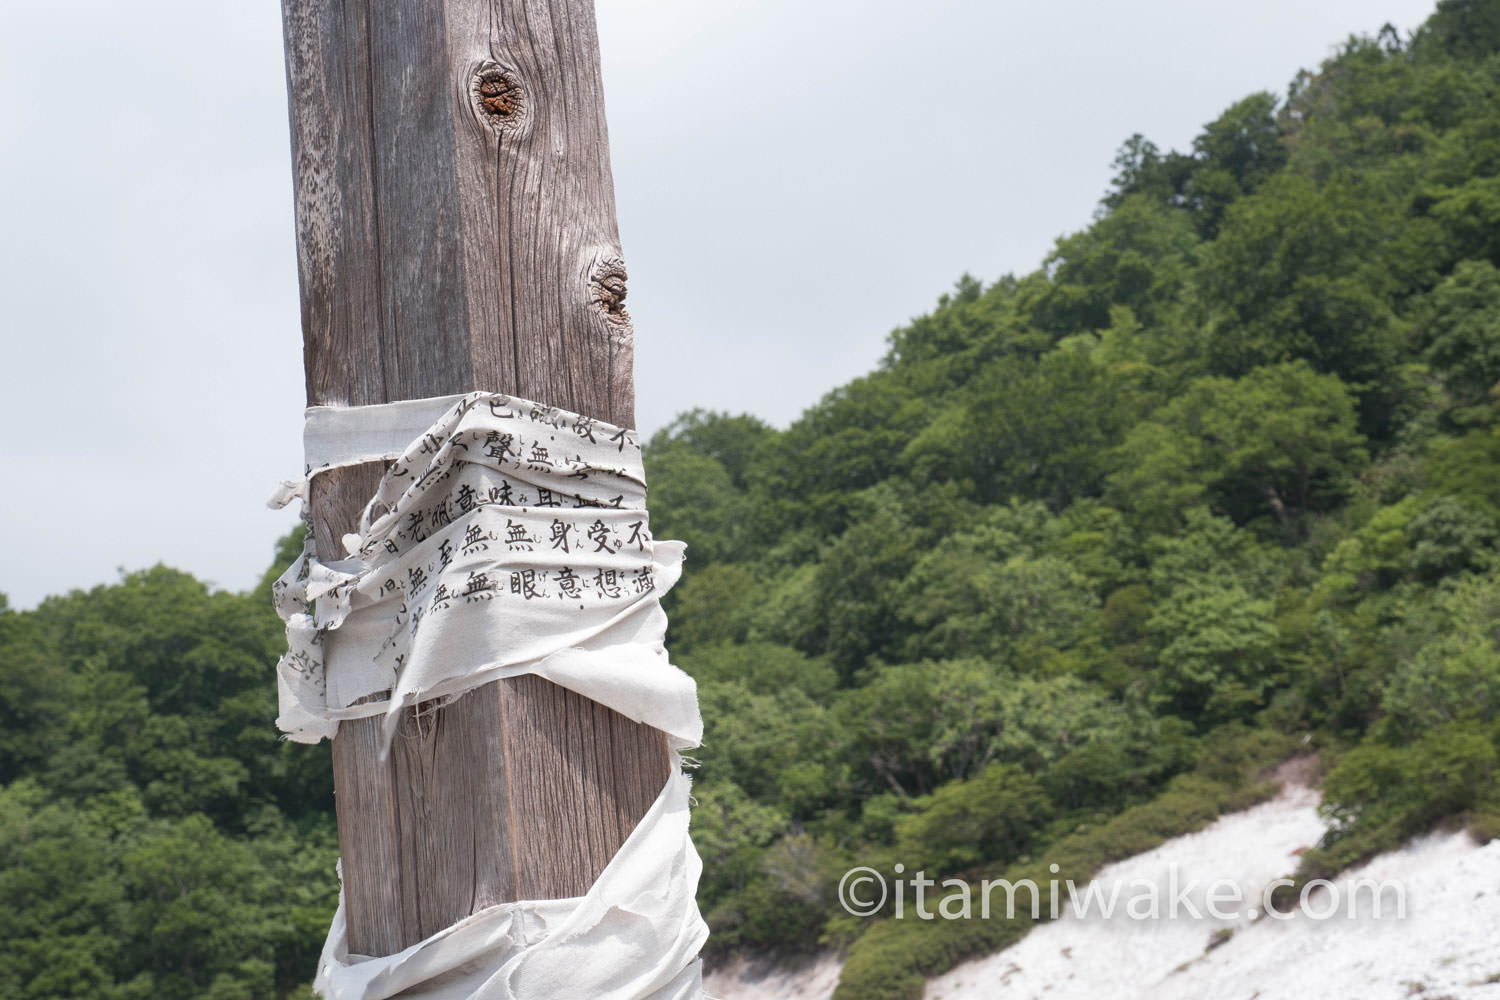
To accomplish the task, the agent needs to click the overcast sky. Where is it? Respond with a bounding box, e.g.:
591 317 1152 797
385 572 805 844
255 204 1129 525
0 0 1441 608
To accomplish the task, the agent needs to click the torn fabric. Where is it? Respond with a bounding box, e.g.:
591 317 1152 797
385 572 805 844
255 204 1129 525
269 391 707 999
268 391 700 751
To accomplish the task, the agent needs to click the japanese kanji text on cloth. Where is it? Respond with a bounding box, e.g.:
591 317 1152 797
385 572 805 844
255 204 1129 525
268 391 706 1000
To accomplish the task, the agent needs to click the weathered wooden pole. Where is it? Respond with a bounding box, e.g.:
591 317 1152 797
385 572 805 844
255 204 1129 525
280 0 670 955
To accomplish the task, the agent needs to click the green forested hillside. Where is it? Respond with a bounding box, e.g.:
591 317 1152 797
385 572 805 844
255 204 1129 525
645 3 1500 996
4 3 1500 999
0 538 335 1000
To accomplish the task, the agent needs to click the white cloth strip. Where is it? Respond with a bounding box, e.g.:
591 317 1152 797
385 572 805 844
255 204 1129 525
304 392 473 473
269 390 707 999
315 766 706 1000
270 391 698 750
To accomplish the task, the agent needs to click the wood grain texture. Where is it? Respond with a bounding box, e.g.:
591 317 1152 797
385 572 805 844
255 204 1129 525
281 0 668 957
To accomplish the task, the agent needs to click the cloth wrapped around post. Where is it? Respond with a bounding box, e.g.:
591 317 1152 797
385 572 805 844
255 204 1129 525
269 391 707 999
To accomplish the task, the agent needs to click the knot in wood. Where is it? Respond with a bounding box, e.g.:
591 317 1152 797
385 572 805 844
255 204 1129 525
469 64 526 134
590 257 630 327
479 75 520 117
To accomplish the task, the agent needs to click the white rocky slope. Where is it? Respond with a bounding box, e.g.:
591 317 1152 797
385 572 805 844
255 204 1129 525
704 952 845 1000
705 780 1500 1000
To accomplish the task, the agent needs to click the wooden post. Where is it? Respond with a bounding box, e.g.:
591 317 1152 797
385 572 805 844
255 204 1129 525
279 0 670 956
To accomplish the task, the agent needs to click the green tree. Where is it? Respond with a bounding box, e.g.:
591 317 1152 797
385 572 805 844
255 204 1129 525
0 610 69 784
810 485 930 675
895 763 1051 871
667 563 757 652
904 347 1139 509
1380 572 1500 734
1416 0 1500 61
32 567 331 826
1184 92 1288 237
1147 581 1280 722
677 641 837 699
1419 259 1500 425
1109 362 1368 532
1101 134 1196 213
1030 195 1199 335
896 511 1097 669
1195 173 1406 396
644 443 751 566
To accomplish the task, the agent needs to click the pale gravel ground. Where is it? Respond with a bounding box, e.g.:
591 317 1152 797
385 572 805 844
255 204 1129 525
925 786 1500 1000
703 780 1500 1000
703 951 844 1000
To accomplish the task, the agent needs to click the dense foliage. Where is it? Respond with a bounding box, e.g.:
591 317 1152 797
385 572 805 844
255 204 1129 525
3 3 1500 998
0 537 337 1000
644 3 1500 995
